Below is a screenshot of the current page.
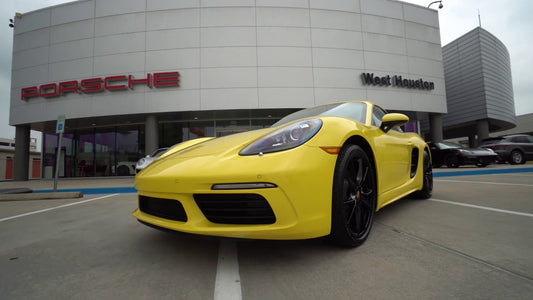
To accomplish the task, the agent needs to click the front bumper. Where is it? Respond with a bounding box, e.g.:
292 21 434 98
132 146 338 240
460 154 498 165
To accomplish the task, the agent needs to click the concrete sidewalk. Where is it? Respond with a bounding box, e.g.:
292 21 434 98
0 177 134 191
0 177 135 200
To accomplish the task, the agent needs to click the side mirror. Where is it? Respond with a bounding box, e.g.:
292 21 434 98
380 113 409 133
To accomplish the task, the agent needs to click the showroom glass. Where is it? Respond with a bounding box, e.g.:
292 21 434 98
77 130 95 177
159 118 277 148
216 119 251 137
42 127 142 178
116 126 141 176
41 117 279 178
95 129 116 176
43 133 73 178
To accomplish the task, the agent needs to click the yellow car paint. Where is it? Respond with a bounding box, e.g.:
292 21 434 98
133 101 430 241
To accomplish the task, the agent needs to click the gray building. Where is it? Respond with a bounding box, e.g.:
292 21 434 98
9 0 447 180
440 27 516 146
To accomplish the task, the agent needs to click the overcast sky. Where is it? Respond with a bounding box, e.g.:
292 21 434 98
1 0 532 140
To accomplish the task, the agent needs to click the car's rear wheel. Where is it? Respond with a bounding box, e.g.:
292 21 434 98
329 144 376 247
510 150 525 165
412 150 433 199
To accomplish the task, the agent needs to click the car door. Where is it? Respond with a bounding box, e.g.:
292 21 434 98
370 106 412 193
525 136 533 160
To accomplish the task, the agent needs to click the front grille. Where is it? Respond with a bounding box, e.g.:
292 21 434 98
194 194 276 225
139 195 187 222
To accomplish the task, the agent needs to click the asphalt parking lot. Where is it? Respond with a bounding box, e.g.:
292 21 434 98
1 165 532 299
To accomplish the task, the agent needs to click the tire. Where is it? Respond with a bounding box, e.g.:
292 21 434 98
445 154 460 168
412 151 433 199
329 144 376 248
510 150 525 165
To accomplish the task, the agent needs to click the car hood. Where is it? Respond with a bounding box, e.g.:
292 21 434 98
463 148 498 155
142 128 272 172
177 128 271 158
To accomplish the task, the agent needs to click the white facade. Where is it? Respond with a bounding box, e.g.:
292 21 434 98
10 0 446 129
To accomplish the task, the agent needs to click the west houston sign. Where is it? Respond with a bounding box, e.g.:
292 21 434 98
20 71 180 100
361 73 435 90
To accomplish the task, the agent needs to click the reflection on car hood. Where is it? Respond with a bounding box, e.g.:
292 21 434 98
139 128 272 177
179 128 271 157
463 148 498 155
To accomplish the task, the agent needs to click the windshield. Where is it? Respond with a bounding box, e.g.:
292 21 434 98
272 102 367 127
150 148 168 157
436 142 462 149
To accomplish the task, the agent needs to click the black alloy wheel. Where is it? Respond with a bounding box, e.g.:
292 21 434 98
329 144 376 247
510 150 525 165
412 150 433 199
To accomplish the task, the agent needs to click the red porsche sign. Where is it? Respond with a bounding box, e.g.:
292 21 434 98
21 71 180 100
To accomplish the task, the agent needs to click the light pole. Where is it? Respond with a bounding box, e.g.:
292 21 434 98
428 1 443 9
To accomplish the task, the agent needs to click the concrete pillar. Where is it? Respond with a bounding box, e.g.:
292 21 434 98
429 114 443 142
14 125 30 181
468 135 476 148
476 119 489 146
145 115 159 155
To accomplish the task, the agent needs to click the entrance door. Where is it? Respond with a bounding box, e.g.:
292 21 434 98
5 157 13 179
32 158 41 178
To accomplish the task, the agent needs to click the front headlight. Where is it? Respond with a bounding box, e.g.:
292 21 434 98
240 119 322 155
136 158 147 169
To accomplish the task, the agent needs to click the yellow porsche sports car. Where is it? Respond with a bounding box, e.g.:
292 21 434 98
133 101 433 247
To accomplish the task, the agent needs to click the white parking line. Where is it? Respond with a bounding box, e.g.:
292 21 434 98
435 179 533 187
214 240 242 300
0 194 119 222
429 198 533 218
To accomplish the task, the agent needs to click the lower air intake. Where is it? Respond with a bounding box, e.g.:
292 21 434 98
194 193 276 225
139 195 187 222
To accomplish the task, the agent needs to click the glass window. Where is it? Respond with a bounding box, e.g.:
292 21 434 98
160 122 186 148
116 126 140 176
42 133 73 178
95 130 115 176
187 121 214 140
216 120 250 137
43 133 57 179
251 118 277 130
372 106 387 127
77 130 95 177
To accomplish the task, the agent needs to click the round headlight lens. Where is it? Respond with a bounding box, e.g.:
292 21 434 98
240 119 322 155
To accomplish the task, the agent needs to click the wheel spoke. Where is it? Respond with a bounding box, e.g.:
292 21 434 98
352 205 362 233
359 195 372 209
355 158 364 184
346 160 357 187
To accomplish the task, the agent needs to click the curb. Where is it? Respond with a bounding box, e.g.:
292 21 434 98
0 191 83 201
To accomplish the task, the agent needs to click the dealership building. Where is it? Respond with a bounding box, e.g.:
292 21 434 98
8 0 465 179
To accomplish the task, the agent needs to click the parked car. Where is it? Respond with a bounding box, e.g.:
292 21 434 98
428 141 498 168
480 134 533 164
133 101 433 248
135 147 169 173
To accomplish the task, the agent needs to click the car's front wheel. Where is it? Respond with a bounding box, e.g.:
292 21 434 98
329 144 376 247
445 154 460 168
